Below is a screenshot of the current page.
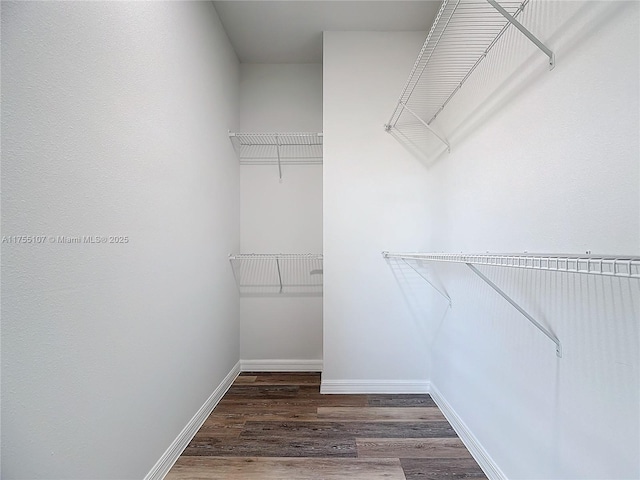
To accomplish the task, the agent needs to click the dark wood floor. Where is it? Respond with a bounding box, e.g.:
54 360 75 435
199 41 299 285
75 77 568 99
166 372 487 479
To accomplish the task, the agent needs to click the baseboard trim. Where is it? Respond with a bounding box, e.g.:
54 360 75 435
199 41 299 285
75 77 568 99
429 383 506 480
144 361 240 480
320 379 430 394
240 359 323 372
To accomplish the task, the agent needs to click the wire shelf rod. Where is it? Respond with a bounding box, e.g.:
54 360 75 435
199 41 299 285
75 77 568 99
382 252 640 279
229 254 323 296
383 251 640 357
229 132 323 179
229 132 323 144
229 253 323 260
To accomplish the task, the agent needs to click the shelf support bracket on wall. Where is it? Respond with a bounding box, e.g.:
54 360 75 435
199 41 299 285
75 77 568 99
465 263 562 357
486 0 555 70
400 258 452 307
386 101 451 153
275 257 283 294
275 135 283 181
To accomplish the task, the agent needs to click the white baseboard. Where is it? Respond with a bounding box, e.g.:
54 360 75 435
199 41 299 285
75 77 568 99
429 383 506 480
240 359 323 372
144 361 240 480
320 379 430 394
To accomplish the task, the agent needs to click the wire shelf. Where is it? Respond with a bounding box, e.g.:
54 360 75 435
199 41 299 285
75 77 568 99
384 0 554 151
229 132 323 166
384 251 640 358
229 253 323 296
382 252 640 279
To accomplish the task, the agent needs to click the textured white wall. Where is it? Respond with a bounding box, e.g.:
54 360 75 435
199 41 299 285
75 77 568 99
322 31 433 385
238 64 323 364
1 2 240 479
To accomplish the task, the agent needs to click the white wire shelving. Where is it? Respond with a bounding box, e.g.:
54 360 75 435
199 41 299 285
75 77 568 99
384 0 554 152
383 252 640 279
229 253 323 296
229 132 323 180
382 252 640 358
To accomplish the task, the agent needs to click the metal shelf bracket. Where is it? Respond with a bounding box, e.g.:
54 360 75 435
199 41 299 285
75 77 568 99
486 0 555 70
276 257 283 293
275 135 282 182
465 263 562 357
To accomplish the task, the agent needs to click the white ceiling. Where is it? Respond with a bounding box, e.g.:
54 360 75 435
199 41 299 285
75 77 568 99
212 1 440 63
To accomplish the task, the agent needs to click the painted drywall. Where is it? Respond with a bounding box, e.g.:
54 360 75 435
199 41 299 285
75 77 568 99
419 2 640 478
322 31 434 386
238 64 323 364
323 2 638 476
1 2 240 479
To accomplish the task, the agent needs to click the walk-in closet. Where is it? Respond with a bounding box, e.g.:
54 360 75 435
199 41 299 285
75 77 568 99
2 1 638 479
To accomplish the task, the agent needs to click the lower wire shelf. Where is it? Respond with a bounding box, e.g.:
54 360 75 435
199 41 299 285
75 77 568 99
229 253 323 296
383 252 640 358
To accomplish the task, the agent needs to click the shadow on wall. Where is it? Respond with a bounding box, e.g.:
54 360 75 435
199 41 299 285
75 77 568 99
385 1 627 169
229 255 323 297
383 257 452 351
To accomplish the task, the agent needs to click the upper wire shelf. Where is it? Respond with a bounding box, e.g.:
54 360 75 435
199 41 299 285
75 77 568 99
229 253 323 296
384 0 554 151
229 132 323 180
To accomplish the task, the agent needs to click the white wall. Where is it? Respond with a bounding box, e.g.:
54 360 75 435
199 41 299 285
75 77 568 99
239 64 323 365
324 1 639 478
322 31 434 388
422 2 640 479
1 2 240 479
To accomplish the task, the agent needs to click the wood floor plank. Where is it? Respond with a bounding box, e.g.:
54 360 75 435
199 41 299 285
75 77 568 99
234 375 257 384
356 438 473 458
367 394 436 408
184 436 357 457
195 416 245 438
317 407 447 422
219 394 368 408
166 457 407 480
400 458 487 480
240 420 458 439
224 385 299 398
209 409 319 422
214 404 317 416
